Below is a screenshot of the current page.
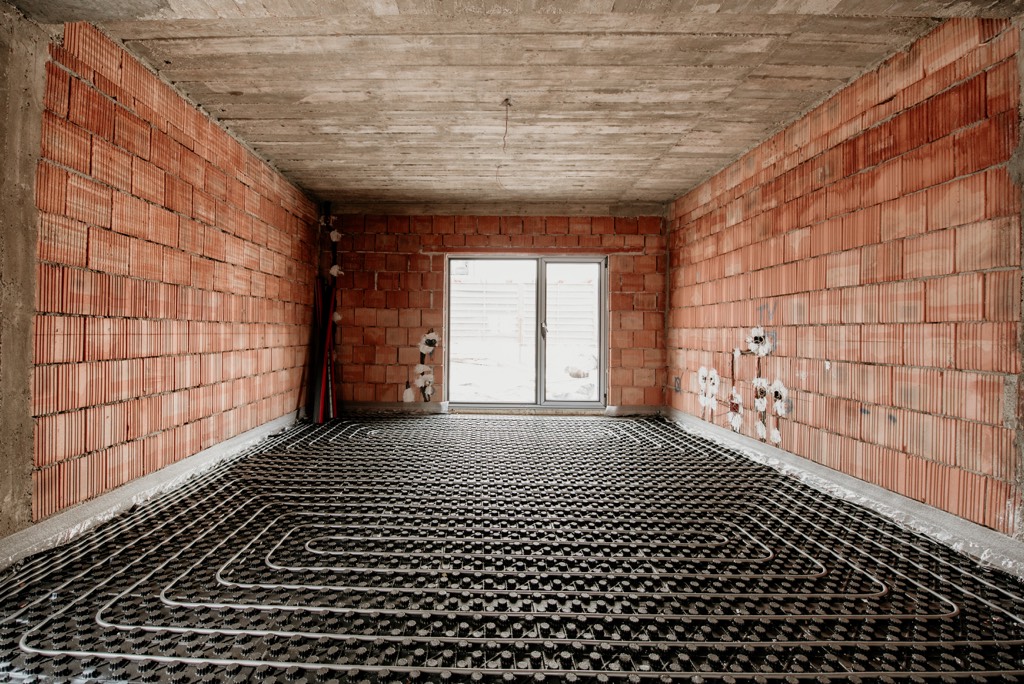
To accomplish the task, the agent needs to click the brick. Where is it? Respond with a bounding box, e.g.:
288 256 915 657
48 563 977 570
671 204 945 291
38 213 88 267
84 317 127 361
546 216 570 234
112 107 150 158
94 70 128 106
43 62 71 117
111 192 149 239
205 165 227 200
34 411 87 467
841 285 879 324
159 248 190 286
66 174 112 228
34 314 84 364
986 167 1020 220
827 325 861 362
880 192 928 242
905 412 959 465
148 204 180 248
943 370 1005 425
48 41 91 79
129 237 163 280
927 73 987 140
68 269 112 316
901 136 953 193
955 217 1020 272
903 230 954 279
91 137 132 192
619 311 644 331
217 202 246 237
841 206 881 251
893 367 942 414
954 111 1017 176
132 158 165 205
32 364 60 416
164 174 193 216
87 227 130 275
825 250 859 288
149 129 181 175
859 242 902 284
178 218 205 255
986 58 1017 114
105 275 137 317
36 262 63 312
69 79 115 139
878 281 925 323
179 146 206 189
958 423 1015 482
926 273 984 322
928 175 986 231
903 323 956 368
860 324 902 365
83 403 128 453
36 161 68 215
40 111 91 174
64 23 122 86
984 270 1021 321
120 47 156 104
956 322 1019 373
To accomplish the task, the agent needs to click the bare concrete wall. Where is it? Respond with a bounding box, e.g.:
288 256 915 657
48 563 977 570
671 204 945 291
0 2 47 537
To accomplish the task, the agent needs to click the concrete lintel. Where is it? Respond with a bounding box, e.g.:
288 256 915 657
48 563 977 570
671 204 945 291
0 412 298 573
666 408 1024 581
328 202 670 219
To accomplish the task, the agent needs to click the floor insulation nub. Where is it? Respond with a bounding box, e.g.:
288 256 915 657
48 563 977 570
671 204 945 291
1 415 1023 682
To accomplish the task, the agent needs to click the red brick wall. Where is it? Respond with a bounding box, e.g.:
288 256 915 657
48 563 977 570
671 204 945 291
32 23 318 520
333 214 666 406
668 19 1022 534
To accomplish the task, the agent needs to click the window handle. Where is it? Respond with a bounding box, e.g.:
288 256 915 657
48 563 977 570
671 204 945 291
541 322 548 339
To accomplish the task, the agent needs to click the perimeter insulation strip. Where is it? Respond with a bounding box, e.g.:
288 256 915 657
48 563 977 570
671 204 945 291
1 415 1022 682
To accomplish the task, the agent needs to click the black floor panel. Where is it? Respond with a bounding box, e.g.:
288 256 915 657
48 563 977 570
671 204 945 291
1 415 1022 681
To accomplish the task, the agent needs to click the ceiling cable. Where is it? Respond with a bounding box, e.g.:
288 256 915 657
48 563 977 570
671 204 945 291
502 97 512 152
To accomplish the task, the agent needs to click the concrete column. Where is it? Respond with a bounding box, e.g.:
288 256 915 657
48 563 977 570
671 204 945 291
0 2 47 537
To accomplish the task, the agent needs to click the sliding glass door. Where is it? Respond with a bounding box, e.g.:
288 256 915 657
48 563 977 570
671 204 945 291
447 257 605 406
447 259 538 403
543 262 602 402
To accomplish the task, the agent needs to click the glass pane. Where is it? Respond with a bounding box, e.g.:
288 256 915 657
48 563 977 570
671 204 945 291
448 259 537 403
545 262 601 402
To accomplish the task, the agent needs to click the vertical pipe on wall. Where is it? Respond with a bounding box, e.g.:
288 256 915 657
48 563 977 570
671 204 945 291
309 202 337 423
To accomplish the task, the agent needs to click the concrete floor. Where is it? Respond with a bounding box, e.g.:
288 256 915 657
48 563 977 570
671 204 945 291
1 415 1023 681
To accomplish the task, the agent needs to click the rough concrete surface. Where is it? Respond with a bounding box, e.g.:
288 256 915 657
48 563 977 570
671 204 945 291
0 2 47 538
6 1 1020 216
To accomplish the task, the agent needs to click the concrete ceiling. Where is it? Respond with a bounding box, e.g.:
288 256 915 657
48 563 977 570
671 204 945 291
13 0 1024 215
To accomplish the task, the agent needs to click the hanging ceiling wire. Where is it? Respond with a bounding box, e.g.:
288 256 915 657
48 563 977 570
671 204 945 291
502 97 512 152
496 97 513 189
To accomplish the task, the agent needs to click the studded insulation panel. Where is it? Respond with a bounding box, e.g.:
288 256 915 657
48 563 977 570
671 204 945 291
1 415 1023 682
